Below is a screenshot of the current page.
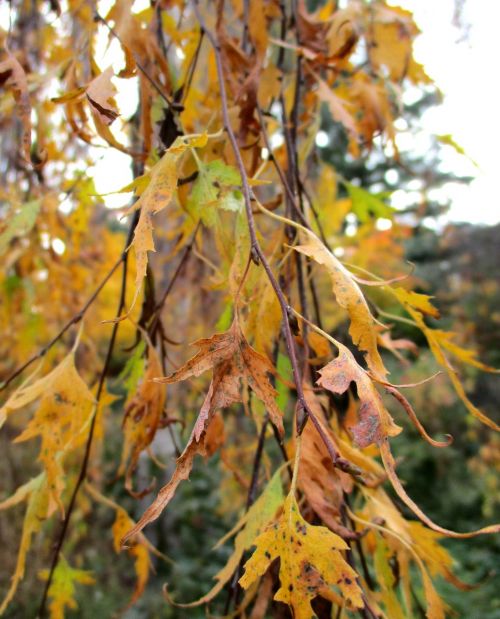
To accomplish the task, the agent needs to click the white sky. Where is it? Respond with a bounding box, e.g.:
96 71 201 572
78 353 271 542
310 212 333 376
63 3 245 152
397 0 500 225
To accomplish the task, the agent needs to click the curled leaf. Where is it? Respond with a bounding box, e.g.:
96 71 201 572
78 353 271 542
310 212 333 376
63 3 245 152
317 342 401 448
123 319 283 543
293 230 388 378
0 50 33 165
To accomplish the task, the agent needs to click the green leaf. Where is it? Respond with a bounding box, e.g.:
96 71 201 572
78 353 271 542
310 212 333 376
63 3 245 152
189 159 243 226
0 200 41 255
344 182 394 223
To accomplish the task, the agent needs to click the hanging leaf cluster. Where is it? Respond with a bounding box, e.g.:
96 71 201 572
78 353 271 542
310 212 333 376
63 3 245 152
0 1 498 618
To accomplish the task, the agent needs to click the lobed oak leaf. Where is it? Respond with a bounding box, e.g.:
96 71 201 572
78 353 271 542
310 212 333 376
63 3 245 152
38 556 94 619
293 230 388 379
122 319 283 544
239 492 364 618
156 318 283 436
317 342 401 448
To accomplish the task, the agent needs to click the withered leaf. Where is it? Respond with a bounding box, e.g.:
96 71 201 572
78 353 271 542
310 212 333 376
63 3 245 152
317 342 401 447
122 319 283 543
293 230 388 379
0 50 33 164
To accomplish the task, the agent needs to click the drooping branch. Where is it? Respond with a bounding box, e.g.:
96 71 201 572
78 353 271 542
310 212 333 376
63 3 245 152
193 2 358 478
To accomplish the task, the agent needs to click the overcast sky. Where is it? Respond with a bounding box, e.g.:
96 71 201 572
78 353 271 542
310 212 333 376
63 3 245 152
396 0 499 225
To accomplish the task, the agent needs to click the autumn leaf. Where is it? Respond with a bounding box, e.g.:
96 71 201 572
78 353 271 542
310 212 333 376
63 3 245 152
394 292 500 430
122 319 283 543
38 556 94 619
297 388 354 537
0 351 96 514
156 318 283 436
293 230 388 379
317 342 400 448
188 158 243 226
0 200 41 256
123 133 208 313
344 182 394 223
0 50 32 164
239 492 364 618
119 342 166 494
392 286 440 319
85 66 119 126
315 75 358 141
86 483 168 608
380 438 500 538
0 474 49 614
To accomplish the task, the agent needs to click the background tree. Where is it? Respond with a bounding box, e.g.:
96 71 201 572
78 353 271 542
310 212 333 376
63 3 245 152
0 1 498 618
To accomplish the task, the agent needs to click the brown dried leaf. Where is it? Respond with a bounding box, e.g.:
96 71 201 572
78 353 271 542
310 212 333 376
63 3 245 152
317 342 401 447
122 319 283 543
85 67 119 126
0 50 33 164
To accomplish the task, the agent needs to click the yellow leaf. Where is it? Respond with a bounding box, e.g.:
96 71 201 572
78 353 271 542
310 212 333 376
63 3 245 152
240 492 364 618
293 231 388 378
1 352 96 514
38 556 94 619
316 76 358 141
166 468 284 607
125 133 208 313
86 484 167 608
0 474 49 614
396 299 500 431
112 508 151 606
392 287 440 319
119 343 166 493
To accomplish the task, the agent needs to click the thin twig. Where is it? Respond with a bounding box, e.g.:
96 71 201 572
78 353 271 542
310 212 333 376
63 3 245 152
1 257 123 392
